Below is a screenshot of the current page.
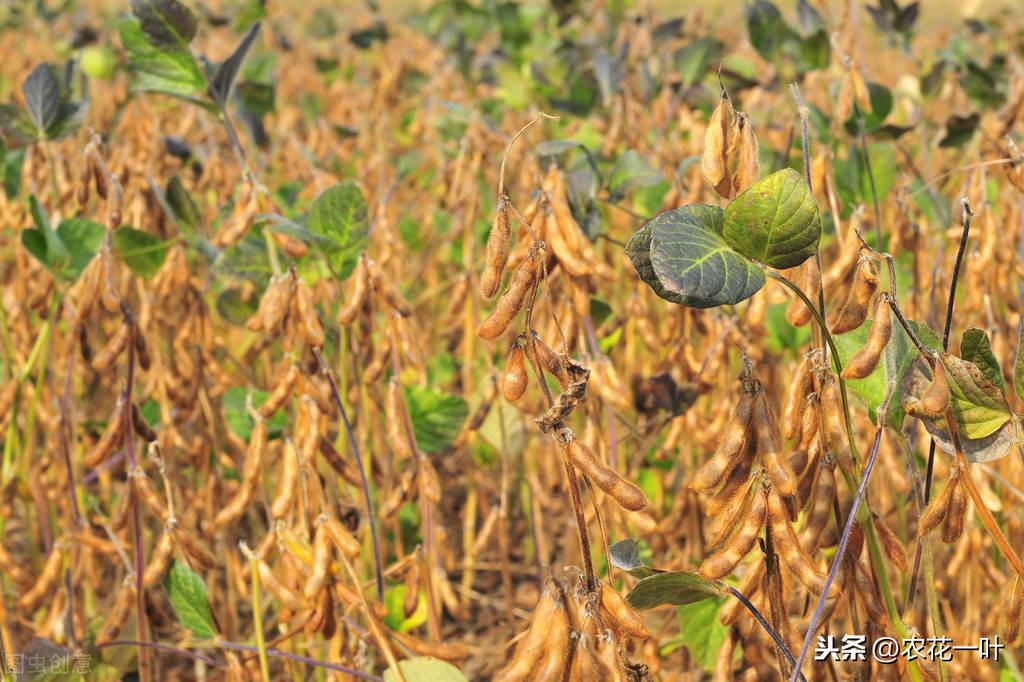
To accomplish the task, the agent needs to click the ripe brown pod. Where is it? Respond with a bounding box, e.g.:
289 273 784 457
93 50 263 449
564 434 648 512
702 92 734 193
754 393 796 499
337 255 369 326
91 321 130 371
294 279 325 347
481 201 511 299
768 489 839 598
842 294 892 379
84 396 126 467
213 416 267 529
1004 576 1023 645
18 542 64 612
142 531 176 587
478 247 540 340
502 339 528 402
918 356 951 418
733 113 759 194
304 522 332 600
782 354 813 441
96 580 135 645
798 458 835 551
599 582 651 640
691 389 754 491
257 559 305 610
786 259 821 328
386 377 414 460
270 439 299 519
530 592 570 681
942 474 967 545
829 256 878 334
699 485 766 579
324 517 361 558
874 515 908 572
705 476 755 548
259 364 299 419
494 579 563 682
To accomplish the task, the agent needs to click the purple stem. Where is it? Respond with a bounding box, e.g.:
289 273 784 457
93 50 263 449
218 640 384 680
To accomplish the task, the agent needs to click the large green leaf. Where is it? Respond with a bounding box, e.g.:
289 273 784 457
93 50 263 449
403 385 468 453
722 168 821 269
383 658 467 682
960 327 1004 392
120 19 207 99
164 560 216 639
626 570 723 609
166 175 201 233
307 181 369 280
662 597 729 673
627 204 765 309
22 208 105 282
112 226 170 278
746 0 796 59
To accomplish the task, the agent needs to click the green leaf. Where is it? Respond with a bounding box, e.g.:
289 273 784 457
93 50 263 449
960 328 1004 392
166 175 201 232
383 658 468 682
223 386 286 440
164 560 216 639
746 0 797 60
307 181 369 280
22 63 61 133
902 353 1012 447
626 204 765 309
1015 318 1024 404
22 208 105 282
216 288 258 327
2 146 25 198
673 37 722 85
131 0 198 48
209 22 261 107
608 150 662 199
112 227 170 278
626 570 724 609
671 597 729 673
609 539 663 579
403 385 468 453
722 168 821 269
120 19 207 99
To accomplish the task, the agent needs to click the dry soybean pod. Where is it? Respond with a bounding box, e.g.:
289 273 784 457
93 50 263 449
1004 576 1023 644
84 395 126 467
502 336 528 402
481 200 511 299
304 521 333 600
781 353 813 441
829 256 878 334
142 530 176 587
699 485 766 579
213 414 267 529
494 579 563 682
323 517 361 558
874 514 908 572
370 263 413 317
942 473 967 545
702 91 733 190
96 579 136 645
477 245 540 340
691 389 754 491
257 559 306 610
258 364 299 419
530 593 570 681
705 476 755 549
18 541 64 612
842 293 892 379
91 321 130 371
294 279 325 347
917 354 951 417
768 489 838 598
732 112 759 194
798 457 836 551
386 376 414 460
599 581 651 640
754 392 796 499
336 255 369 325
271 439 300 519
595 630 626 682
785 258 820 328
564 433 648 511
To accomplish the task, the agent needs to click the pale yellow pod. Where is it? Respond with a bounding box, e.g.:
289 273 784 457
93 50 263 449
84 397 126 467
600 582 651 640
92 322 131 371
733 113 759 194
702 93 733 189
691 390 754 491
258 364 299 419
258 560 305 610
271 439 299 519
781 354 812 441
304 523 332 600
494 580 563 682
324 517 361 559
96 581 136 645
336 255 369 325
566 438 648 512
481 204 511 299
478 249 540 340
768 490 839 598
142 532 176 587
18 542 64 613
294 280 325 347
754 393 795 499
